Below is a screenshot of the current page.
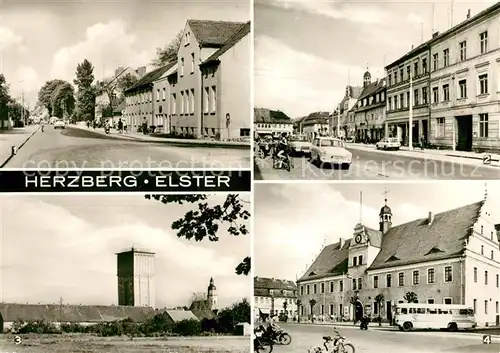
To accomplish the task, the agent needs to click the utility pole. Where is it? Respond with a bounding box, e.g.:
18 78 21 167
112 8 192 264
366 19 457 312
337 105 340 138
21 92 25 124
409 70 414 151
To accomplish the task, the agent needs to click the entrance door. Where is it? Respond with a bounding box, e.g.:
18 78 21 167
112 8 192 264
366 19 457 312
456 115 473 151
355 300 364 321
386 301 392 323
422 120 428 142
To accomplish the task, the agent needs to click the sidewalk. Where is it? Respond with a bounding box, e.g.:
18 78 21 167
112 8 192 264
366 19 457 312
0 125 39 168
72 125 250 149
347 142 500 168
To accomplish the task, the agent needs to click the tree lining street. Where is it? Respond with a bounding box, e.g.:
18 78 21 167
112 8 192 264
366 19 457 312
3 126 250 168
271 323 500 353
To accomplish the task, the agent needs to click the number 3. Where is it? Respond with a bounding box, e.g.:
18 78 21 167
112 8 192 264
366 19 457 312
483 155 492 165
483 334 491 344
14 335 22 344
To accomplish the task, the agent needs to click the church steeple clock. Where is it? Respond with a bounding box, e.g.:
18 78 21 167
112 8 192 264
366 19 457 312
379 190 392 234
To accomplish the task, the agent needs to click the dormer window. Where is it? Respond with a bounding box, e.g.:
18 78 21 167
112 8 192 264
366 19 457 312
185 32 190 45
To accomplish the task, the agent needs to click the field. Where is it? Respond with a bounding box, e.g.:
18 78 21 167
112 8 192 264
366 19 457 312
0 334 250 352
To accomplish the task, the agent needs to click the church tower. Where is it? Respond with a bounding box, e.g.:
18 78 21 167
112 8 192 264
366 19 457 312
379 196 392 234
363 69 371 87
207 277 218 310
117 247 155 308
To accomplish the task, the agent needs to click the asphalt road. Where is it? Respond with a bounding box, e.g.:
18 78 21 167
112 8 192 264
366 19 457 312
254 149 500 180
4 126 250 169
275 323 500 353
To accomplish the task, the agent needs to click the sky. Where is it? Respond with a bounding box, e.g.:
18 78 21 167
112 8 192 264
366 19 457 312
254 181 500 281
0 193 251 309
254 0 498 118
0 0 250 108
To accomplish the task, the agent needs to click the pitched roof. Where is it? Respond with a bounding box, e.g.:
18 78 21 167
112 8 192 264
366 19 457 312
187 19 246 47
189 300 216 320
297 240 351 282
301 112 330 126
0 303 156 322
202 22 250 65
164 309 199 322
358 78 386 101
254 108 293 124
369 201 484 270
254 277 297 290
124 62 176 94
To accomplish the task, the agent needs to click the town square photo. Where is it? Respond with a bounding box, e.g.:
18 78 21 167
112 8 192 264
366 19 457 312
253 0 500 180
254 182 500 352
0 0 251 169
0 193 251 353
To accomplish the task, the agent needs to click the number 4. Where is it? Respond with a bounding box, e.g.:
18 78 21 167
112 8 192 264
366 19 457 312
483 334 491 344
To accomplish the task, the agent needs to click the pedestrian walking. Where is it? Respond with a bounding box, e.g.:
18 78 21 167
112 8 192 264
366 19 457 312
118 119 123 134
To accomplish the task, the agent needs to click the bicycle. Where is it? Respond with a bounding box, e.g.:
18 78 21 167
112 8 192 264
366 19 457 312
307 328 355 353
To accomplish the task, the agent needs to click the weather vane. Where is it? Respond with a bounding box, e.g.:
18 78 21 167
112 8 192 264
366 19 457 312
383 188 390 204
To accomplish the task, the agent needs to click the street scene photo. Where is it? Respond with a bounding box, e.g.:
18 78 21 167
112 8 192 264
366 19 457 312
0 0 251 169
254 0 500 180
254 182 500 353
0 193 251 353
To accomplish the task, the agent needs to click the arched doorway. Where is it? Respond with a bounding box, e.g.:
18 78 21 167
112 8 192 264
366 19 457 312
354 300 364 322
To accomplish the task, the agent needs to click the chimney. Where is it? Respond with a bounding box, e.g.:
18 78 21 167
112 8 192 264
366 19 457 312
339 237 345 248
136 66 147 77
428 212 434 225
467 9 471 19
432 31 439 38
411 44 414 50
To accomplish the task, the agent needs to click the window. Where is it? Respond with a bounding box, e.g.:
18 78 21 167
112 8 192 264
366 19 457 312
180 91 184 114
321 304 324 315
352 278 357 290
412 270 419 285
485 300 488 314
479 74 488 95
210 86 216 113
444 266 453 282
443 49 449 67
204 87 209 113
190 89 194 113
358 278 362 290
414 61 419 77
443 84 449 101
474 267 477 282
321 282 325 293
300 286 304 296
190 53 195 73
414 89 419 106
180 58 184 76
428 268 435 283
388 75 392 86
313 284 317 294
393 72 397 84
330 304 334 315
400 69 403 82
400 93 405 108
459 41 467 61
497 274 499 287
479 113 488 138
496 301 499 314
407 91 410 107
491 250 494 260
162 87 166 100
422 58 427 73
459 79 467 99
398 272 404 286
480 31 488 54
339 280 343 292
433 87 439 103
386 274 392 287
185 31 190 45
485 270 489 285
330 281 334 292
374 276 379 288
156 88 160 101
374 302 379 315
359 255 363 265
171 94 176 114
422 87 428 104
353 257 357 266
185 90 189 113
436 117 445 138
473 299 477 313
388 97 392 111
433 53 439 71
427 299 435 304
444 298 452 304
407 66 411 80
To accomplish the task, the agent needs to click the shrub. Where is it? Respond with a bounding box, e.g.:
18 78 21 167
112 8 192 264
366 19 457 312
173 319 202 336
60 322 86 333
11 319 61 334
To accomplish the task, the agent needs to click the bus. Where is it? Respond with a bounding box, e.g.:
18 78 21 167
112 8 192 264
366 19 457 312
394 303 476 332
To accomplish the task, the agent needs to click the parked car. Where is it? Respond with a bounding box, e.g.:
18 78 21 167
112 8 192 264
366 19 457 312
54 119 66 129
289 135 312 156
310 136 352 169
376 137 400 150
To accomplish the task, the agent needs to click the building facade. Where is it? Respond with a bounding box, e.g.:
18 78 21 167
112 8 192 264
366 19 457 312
168 20 247 138
385 42 432 145
332 85 363 139
429 3 500 152
297 193 500 326
254 276 298 320
353 72 387 142
117 248 155 308
254 108 294 137
199 22 251 140
152 64 178 133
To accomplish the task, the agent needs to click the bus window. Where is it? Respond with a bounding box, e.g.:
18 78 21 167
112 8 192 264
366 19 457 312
417 308 425 314
438 309 449 314
409 308 417 314
396 307 401 314
401 308 408 314
428 309 437 314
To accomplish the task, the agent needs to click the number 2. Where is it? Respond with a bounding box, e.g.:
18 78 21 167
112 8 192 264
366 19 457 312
483 155 492 165
483 334 491 344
